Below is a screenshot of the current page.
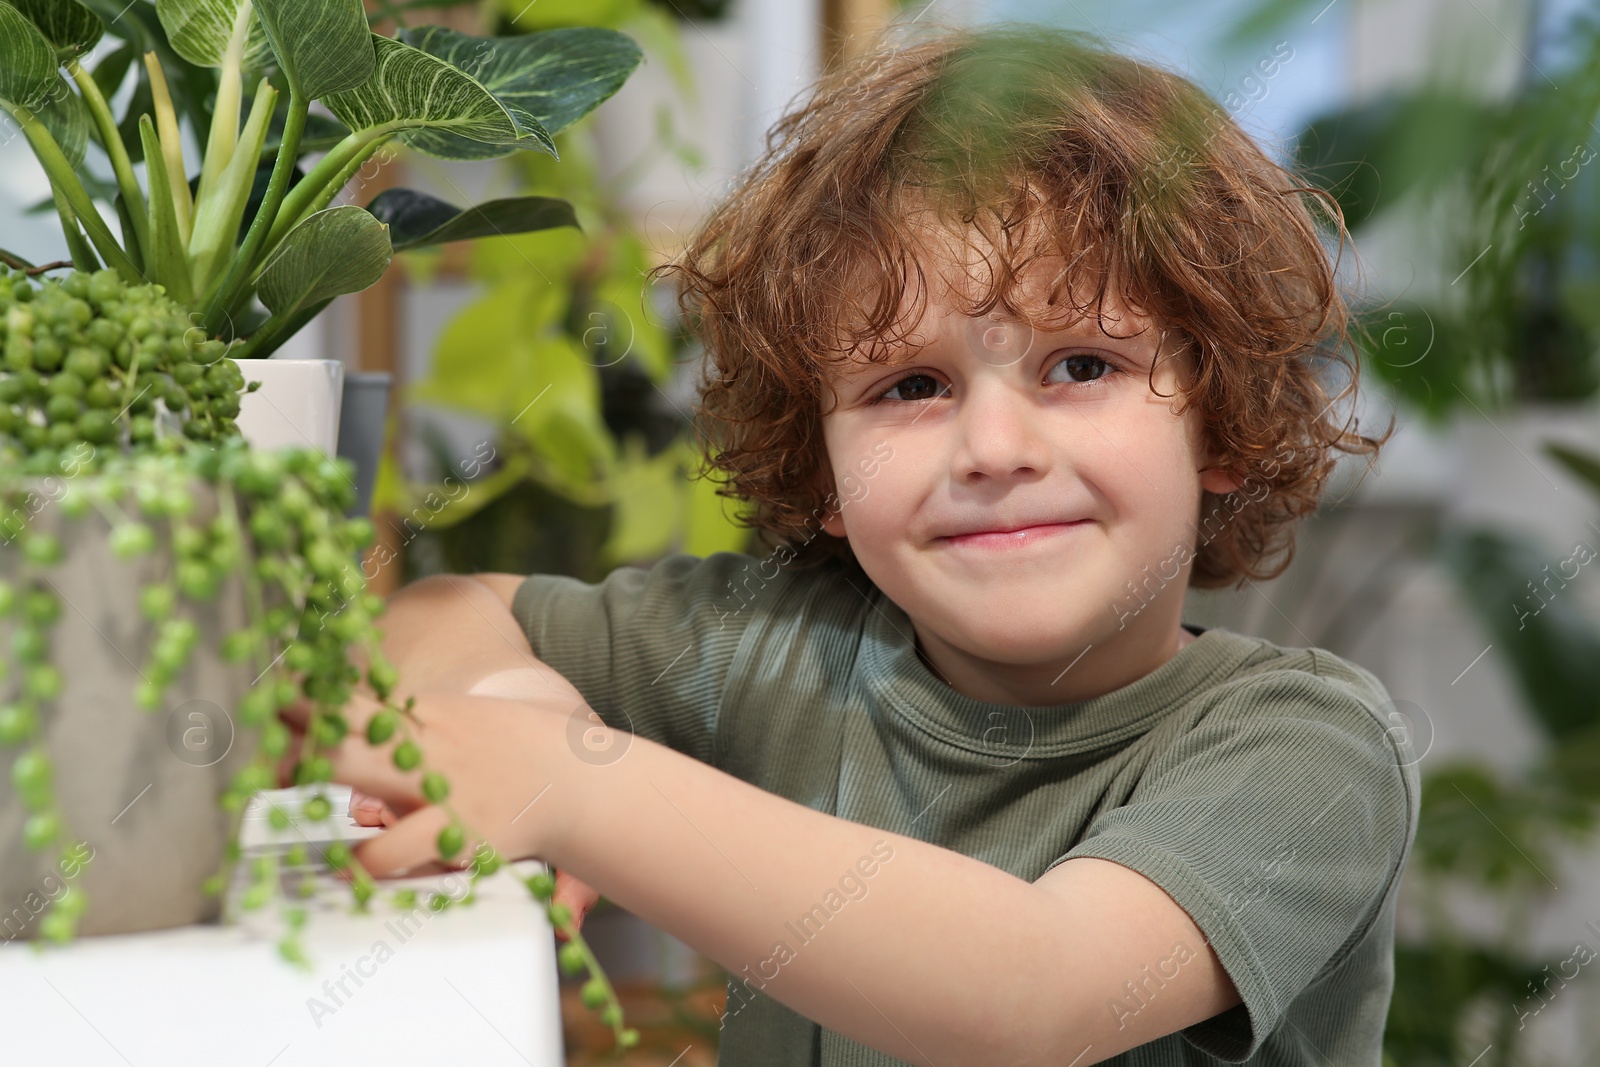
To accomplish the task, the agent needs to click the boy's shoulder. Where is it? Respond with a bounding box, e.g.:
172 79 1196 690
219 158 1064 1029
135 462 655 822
1189 629 1406 751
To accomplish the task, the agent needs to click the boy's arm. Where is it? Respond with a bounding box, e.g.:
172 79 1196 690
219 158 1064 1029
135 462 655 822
535 720 1243 1066
369 572 561 700
339 695 1241 1067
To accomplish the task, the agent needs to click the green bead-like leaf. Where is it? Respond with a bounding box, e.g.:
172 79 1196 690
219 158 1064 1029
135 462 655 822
155 0 272 70
5 0 103 59
323 34 541 161
396 25 640 151
251 0 372 99
256 205 392 321
366 188 578 252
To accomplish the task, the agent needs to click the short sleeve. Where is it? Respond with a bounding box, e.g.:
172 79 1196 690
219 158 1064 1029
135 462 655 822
1048 668 1418 1061
510 552 760 765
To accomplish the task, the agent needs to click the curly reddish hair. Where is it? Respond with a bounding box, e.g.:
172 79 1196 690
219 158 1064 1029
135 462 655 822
650 22 1391 590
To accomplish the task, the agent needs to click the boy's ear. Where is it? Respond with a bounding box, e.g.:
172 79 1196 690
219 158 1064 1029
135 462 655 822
1199 466 1243 495
821 505 846 538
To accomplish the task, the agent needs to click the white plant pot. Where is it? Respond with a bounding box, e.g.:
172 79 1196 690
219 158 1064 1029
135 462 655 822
230 358 344 457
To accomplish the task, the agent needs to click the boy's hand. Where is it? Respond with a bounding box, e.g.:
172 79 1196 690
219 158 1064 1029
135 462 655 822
278 687 600 937
347 788 599 939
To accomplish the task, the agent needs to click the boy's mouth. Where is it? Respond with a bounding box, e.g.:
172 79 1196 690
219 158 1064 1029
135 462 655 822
937 519 1090 549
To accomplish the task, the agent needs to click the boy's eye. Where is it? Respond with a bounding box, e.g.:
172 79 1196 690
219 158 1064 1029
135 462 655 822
876 373 949 403
1048 353 1114 384
870 352 1115 403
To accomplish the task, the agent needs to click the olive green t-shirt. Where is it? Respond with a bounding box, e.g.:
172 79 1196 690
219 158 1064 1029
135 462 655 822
513 551 1420 1066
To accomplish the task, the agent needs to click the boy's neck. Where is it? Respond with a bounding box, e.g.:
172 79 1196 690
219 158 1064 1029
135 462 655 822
911 618 1197 706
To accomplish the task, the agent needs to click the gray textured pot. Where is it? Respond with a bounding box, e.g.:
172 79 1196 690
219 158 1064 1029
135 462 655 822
0 476 261 940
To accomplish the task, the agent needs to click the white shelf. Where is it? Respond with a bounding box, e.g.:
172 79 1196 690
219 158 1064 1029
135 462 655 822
0 787 565 1066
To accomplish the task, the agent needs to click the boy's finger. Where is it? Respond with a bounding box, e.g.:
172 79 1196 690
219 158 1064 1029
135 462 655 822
275 725 306 788
350 805 452 879
551 870 601 941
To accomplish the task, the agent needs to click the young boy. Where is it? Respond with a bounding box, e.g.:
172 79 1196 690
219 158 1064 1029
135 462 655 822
312 22 1417 1066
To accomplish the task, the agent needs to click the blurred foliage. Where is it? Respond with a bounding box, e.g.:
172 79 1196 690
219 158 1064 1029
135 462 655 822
372 4 753 583
1197 2 1600 1063
1290 8 1600 418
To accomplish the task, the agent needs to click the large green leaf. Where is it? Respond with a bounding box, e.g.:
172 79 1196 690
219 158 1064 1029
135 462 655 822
256 205 391 319
6 0 102 59
155 0 272 70
39 75 89 170
397 25 639 154
366 188 578 251
324 34 545 160
1439 525 1600 743
411 276 620 494
1293 93 1495 230
601 437 683 564
0 3 62 114
251 0 372 98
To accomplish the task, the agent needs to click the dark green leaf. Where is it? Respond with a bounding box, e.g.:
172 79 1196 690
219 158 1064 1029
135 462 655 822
366 188 578 251
0 3 63 114
1545 442 1600 501
397 25 640 149
1293 93 1493 230
5 0 102 59
155 0 273 70
252 0 373 99
323 33 539 160
91 42 134 99
1438 525 1600 742
257 205 392 319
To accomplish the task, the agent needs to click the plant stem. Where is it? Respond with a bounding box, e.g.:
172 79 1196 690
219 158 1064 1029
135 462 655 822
113 194 146 275
48 185 102 273
232 297 330 360
0 252 73 276
203 94 309 338
260 130 390 256
142 53 194 248
239 137 392 311
67 59 150 266
5 101 138 280
139 115 194 304
190 80 279 300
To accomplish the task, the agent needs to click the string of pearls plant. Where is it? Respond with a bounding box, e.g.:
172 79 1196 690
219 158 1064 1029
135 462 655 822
0 265 637 1049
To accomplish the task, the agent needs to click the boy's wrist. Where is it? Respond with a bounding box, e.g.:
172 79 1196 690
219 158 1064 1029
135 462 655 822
523 704 583 866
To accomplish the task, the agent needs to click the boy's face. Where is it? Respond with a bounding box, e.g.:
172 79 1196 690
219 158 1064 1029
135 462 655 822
817 229 1240 706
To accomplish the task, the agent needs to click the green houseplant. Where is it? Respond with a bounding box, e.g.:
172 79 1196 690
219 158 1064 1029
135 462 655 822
0 0 644 356
387 0 753 585
0 0 650 1050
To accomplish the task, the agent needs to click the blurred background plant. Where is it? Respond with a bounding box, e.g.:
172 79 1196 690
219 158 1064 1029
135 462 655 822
370 0 754 586
1205 1 1600 1062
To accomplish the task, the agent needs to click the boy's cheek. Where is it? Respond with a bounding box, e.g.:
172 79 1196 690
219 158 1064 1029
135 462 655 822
839 474 869 504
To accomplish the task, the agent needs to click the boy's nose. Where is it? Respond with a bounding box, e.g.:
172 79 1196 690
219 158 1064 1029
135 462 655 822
950 378 1052 482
